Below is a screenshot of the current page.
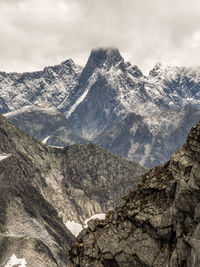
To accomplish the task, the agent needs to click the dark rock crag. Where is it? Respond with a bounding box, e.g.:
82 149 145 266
70 121 200 267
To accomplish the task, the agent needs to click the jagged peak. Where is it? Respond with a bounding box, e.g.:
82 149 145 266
148 62 178 78
148 62 164 77
86 47 125 70
43 58 79 73
61 58 76 67
77 47 126 85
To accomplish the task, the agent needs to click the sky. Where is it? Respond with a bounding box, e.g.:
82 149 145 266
1 0 200 74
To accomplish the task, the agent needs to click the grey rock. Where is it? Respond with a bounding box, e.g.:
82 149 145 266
70 121 200 267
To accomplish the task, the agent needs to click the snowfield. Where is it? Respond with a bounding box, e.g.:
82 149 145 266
5 254 27 267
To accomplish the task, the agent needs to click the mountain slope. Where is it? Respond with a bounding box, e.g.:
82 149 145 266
0 115 146 266
95 105 200 168
5 101 86 146
70 120 200 267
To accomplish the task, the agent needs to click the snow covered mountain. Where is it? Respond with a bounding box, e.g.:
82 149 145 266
5 101 86 146
94 105 200 168
0 59 82 111
1 48 200 140
62 48 200 139
63 48 154 139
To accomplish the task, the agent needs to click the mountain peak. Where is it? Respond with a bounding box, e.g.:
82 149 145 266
87 47 125 71
61 58 76 68
148 62 164 77
77 47 126 85
148 62 178 79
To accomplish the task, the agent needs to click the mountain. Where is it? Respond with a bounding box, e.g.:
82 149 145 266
62 49 200 140
0 115 146 266
70 120 200 267
62 48 153 139
1 47 200 165
94 105 200 168
1 48 200 142
0 59 82 111
5 101 86 146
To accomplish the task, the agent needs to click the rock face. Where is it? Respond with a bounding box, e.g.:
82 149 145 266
5 101 86 146
0 96 9 114
0 115 146 266
95 105 200 168
70 120 200 267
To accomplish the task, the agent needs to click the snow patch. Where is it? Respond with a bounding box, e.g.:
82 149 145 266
0 154 10 161
0 155 8 161
65 213 106 237
42 136 51 144
5 254 27 267
65 221 83 237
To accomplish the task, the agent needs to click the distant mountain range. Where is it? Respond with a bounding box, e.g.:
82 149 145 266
1 47 200 168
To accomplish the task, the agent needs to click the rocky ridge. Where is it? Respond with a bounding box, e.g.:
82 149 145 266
70 120 200 267
0 115 146 266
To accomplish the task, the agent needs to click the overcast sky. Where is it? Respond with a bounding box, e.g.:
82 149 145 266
1 0 200 74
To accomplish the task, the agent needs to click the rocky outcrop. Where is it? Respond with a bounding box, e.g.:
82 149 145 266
70 120 200 267
95 105 200 168
0 114 146 266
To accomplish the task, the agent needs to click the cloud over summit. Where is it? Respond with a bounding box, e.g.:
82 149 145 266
0 0 200 73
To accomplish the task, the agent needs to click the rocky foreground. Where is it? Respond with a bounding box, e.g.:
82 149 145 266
70 121 200 267
0 114 146 266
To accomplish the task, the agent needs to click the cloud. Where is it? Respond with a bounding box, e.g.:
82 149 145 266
0 0 200 73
